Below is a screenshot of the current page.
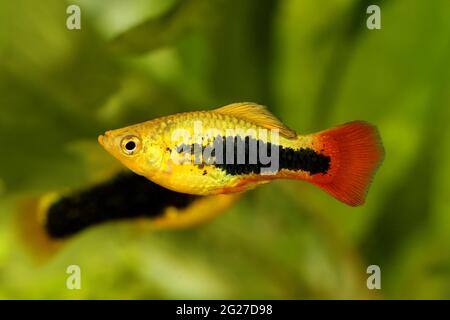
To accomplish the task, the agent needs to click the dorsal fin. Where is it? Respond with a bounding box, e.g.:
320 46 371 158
213 102 297 138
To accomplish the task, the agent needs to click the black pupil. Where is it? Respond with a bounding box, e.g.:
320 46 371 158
125 141 136 151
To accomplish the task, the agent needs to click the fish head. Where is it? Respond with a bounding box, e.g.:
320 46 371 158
98 123 164 178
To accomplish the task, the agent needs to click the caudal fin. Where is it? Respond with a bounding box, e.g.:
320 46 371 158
311 121 384 206
15 194 64 264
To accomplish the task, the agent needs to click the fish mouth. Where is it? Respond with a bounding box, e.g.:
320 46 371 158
98 134 104 146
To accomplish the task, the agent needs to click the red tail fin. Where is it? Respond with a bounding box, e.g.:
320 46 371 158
311 121 384 206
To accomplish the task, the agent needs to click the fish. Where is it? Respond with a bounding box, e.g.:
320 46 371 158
98 102 384 206
15 172 238 263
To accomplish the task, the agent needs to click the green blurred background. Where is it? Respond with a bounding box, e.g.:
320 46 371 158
0 0 449 299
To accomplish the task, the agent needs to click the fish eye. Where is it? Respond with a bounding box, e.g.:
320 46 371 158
120 135 141 155
125 141 135 151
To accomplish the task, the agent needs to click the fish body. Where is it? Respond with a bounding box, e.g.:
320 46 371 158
99 103 384 206
16 172 238 263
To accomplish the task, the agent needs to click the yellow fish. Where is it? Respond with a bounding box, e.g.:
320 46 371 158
16 172 238 263
98 103 384 206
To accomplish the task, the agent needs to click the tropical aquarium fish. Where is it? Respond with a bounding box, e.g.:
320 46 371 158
16 172 238 263
98 103 384 206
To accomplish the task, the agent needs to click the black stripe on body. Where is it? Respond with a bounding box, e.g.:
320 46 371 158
176 136 331 176
45 173 198 239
